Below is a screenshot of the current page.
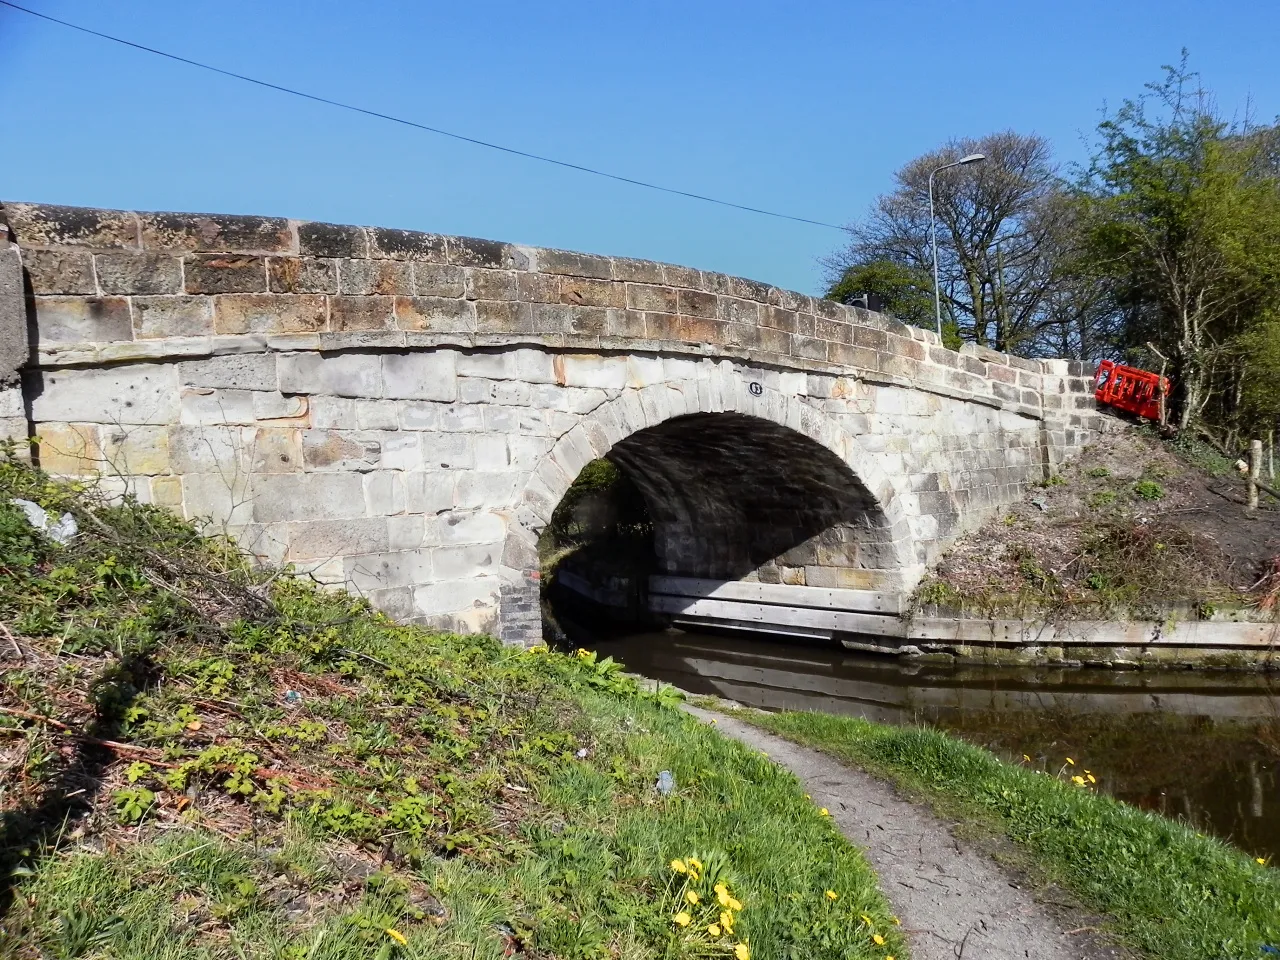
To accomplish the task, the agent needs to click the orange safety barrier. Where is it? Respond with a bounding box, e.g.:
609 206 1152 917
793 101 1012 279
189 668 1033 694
1094 360 1170 421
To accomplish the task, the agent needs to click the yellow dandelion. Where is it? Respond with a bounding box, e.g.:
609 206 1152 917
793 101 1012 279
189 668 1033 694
887 956 895 960
819 807 830 816
717 888 732 907
891 916 901 925
804 793 811 799
710 718 718 724
825 890 838 900
860 914 873 925
1022 754 1031 762
1071 775 1085 786
1258 857 1268 865
734 943 750 960
686 890 699 905
708 924 721 936
670 858 687 873
727 896 743 911
714 882 729 895
873 933 886 946
384 928 408 945
720 910 734 930
1065 757 1075 765
1087 773 1097 784
689 857 704 871
673 911 692 927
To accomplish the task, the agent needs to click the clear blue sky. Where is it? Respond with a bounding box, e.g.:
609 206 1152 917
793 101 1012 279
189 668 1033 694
2 1 1277 295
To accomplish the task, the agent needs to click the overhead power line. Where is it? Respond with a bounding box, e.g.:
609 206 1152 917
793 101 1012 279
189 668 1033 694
0 0 847 232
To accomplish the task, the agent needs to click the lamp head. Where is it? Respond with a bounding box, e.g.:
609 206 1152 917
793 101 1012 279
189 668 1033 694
959 153 986 165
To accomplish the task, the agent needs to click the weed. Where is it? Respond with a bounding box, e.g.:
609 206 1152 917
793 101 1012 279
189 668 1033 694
1133 479 1166 501
1089 490 1118 509
1087 466 1112 478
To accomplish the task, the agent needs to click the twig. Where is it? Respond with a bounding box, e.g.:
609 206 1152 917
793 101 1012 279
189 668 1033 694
0 621 23 661
0 705 176 766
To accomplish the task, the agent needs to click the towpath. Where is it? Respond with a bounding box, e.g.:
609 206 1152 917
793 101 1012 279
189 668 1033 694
683 705 1128 960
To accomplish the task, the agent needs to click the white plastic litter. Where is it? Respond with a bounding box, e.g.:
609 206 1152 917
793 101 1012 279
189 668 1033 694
656 770 675 796
9 498 78 544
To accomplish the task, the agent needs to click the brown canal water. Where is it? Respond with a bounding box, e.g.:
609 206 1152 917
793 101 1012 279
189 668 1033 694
581 625 1280 861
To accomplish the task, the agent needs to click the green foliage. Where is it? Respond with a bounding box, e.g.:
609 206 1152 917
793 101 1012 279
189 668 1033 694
826 259 934 326
749 710 1280 960
1089 490 1118 508
111 787 155 824
1087 466 1112 478
1132 479 1165 501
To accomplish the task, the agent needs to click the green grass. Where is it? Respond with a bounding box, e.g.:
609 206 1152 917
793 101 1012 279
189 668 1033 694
0 452 902 960
738 709 1280 960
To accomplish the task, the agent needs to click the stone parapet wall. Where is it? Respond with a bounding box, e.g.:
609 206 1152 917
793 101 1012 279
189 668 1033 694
4 202 1090 425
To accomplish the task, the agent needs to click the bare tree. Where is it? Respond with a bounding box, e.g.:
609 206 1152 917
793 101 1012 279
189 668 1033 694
826 131 1084 354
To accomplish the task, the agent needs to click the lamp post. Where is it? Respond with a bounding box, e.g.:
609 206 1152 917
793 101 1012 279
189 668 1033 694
929 153 986 337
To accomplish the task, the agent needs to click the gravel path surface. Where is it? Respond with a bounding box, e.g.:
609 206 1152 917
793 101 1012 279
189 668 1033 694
684 705 1125 960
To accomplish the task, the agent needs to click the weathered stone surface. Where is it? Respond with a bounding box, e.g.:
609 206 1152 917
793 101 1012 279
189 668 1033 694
22 249 96 295
96 253 183 295
35 364 178 424
298 222 367 259
393 296 474 333
382 352 458 401
449 236 519 269
339 259 413 296
33 296 132 344
277 352 382 398
214 294 327 335
330 296 394 331
184 254 267 294
268 257 337 294
140 212 291 253
133 296 215 339
370 227 447 262
413 263 465 298
3 203 138 249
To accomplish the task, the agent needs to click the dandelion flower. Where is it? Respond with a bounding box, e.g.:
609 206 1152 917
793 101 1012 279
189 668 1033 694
825 890 838 900
727 896 743 911
686 890 700 905
717 888 732 907
708 924 721 936
860 914 873 926
714 882 728 895
819 807 830 816
873 933 886 945
689 858 704 871
1087 774 1097 784
1258 857 1268 865
385 928 408 945
671 859 687 873
1065 757 1075 765
673 911 692 927
734 943 750 960
720 910 734 930
892 916 901 925
1071 775 1085 786
1022 754 1031 762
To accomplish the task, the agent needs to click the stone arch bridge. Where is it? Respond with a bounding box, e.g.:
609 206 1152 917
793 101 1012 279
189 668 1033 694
0 202 1100 645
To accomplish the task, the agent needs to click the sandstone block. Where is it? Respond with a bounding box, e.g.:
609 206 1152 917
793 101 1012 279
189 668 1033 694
421 432 475 468
344 548 433 591
278 352 383 398
34 296 132 343
626 283 677 313
516 272 560 303
180 387 258 425
412 263 465 298
284 517 389 560
99 424 170 475
250 426 303 473
603 308 647 339
179 472 255 528
387 514 425 551
536 248 611 279
298 222 368 259
177 353 276 391
5 203 138 249
184 254 267 294
339 259 413 296
404 470 456 512
267 257 337 294
662 264 701 288
34 423 102 475
474 299 532 334
250 472 366 522
364 470 407 516
330 295 394 331
431 543 499 580
22 249 96 294
151 474 183 507
677 289 718 319
393 296 474 332
557 354 627 389
559 277 623 308
439 510 506 544
369 227 446 262
455 470 521 509
449 236 524 269
141 212 291 253
35 365 178 425
609 257 664 283
381 352 458 401
413 577 502 615
133 296 215 338
95 253 183 295
464 268 517 301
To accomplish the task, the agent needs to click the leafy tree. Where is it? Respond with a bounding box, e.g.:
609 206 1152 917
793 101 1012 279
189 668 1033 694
826 259 934 326
826 132 1087 355
1077 54 1280 433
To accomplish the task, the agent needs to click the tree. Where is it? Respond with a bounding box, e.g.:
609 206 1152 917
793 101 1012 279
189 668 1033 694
826 131 1086 355
1077 55 1280 433
826 259 933 327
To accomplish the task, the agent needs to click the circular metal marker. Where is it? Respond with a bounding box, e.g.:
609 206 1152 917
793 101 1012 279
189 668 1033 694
749 381 763 396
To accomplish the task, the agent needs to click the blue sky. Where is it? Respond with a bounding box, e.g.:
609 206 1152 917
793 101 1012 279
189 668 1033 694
1 1 1277 295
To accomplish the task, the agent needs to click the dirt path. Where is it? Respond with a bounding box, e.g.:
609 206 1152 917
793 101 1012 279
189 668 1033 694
684 705 1126 960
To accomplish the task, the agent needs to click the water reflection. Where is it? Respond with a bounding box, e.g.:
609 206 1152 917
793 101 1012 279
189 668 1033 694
586 626 1280 861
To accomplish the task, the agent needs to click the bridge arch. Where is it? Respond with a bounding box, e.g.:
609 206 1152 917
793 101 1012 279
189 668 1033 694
498 372 917 645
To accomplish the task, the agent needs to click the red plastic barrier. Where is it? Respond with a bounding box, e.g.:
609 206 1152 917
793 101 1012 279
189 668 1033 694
1093 360 1170 421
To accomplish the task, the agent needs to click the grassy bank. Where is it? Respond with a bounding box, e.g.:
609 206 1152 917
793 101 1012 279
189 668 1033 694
740 709 1280 960
0 454 904 960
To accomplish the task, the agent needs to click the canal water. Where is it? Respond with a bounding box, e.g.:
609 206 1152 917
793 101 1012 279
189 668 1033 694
582 625 1280 861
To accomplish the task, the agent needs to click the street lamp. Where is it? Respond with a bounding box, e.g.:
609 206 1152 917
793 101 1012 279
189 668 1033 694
929 153 986 337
